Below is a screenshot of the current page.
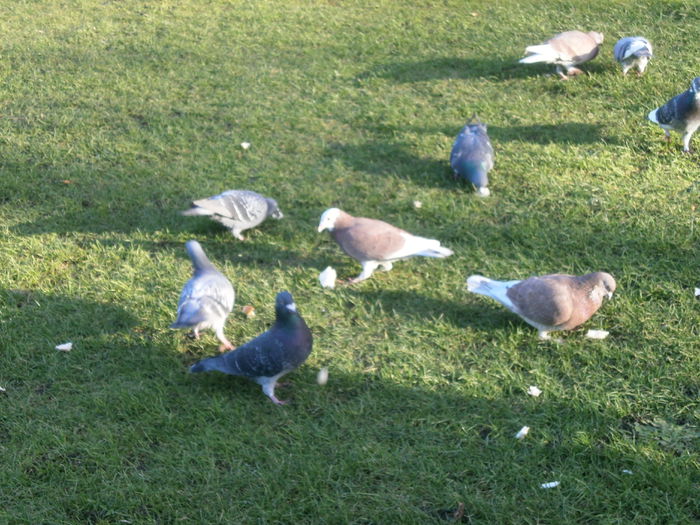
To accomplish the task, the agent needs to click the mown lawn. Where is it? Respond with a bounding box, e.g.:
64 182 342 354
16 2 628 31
1 0 698 523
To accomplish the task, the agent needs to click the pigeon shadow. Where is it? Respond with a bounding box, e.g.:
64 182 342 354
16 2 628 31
487 123 611 145
325 141 457 189
357 56 542 83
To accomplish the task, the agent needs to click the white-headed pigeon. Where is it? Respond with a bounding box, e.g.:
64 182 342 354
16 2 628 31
318 208 453 283
171 240 236 350
467 272 616 340
613 37 653 76
519 30 604 79
181 189 283 240
450 114 494 196
189 291 312 405
648 77 700 153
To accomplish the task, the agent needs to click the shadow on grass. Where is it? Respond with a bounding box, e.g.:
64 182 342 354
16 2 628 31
488 123 611 145
357 56 540 83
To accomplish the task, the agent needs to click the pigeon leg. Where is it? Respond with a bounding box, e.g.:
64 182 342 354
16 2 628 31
379 262 393 272
567 67 584 77
231 229 245 241
262 381 288 405
682 132 693 153
348 261 380 283
193 328 201 340
537 330 551 340
664 130 671 142
555 66 568 81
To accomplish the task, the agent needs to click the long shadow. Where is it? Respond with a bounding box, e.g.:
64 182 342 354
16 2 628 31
488 123 610 145
357 56 542 83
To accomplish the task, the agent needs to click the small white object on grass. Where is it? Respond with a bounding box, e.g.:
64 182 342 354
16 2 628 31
316 367 329 385
622 469 633 475
586 329 609 340
515 426 530 439
527 385 542 397
540 481 560 489
413 200 422 209
240 142 251 150
319 266 337 289
55 342 73 352
695 288 700 297
0 386 6 393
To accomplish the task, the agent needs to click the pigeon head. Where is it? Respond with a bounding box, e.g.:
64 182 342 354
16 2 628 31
266 198 284 219
274 291 298 318
690 77 700 95
588 31 604 45
588 272 616 300
318 208 342 232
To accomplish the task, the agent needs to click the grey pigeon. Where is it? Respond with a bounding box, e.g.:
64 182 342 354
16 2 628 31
450 114 494 196
613 36 652 76
318 208 454 283
467 272 615 340
519 30 604 79
189 291 312 405
648 77 700 153
181 190 283 240
171 240 235 350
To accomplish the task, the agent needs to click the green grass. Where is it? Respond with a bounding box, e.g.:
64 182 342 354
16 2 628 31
1 0 699 522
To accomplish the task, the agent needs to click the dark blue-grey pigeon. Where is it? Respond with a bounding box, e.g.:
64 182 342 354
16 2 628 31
181 189 283 240
450 115 494 196
189 291 313 405
648 77 700 152
613 37 652 76
170 240 235 351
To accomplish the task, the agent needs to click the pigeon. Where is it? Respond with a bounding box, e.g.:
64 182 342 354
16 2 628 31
613 37 653 76
450 114 494 196
171 240 236 350
648 77 700 153
519 30 604 79
181 190 283 240
189 291 312 405
318 208 454 283
466 272 616 340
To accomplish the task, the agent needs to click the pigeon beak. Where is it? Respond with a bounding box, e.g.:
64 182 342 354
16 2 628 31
286 303 297 312
317 223 327 233
607 291 613 300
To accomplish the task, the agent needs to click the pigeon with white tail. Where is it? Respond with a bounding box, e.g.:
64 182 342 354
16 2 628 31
519 30 604 79
466 272 615 339
189 291 312 405
318 208 453 283
648 77 700 153
171 240 236 350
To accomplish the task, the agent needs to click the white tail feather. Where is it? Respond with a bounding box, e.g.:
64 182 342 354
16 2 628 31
647 109 659 124
466 275 519 309
415 246 454 258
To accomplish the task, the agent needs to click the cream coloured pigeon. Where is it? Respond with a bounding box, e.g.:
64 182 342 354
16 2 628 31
466 272 615 339
181 189 283 240
648 77 700 153
189 291 312 405
171 240 236 350
318 208 454 283
613 37 652 76
450 114 494 196
519 30 604 79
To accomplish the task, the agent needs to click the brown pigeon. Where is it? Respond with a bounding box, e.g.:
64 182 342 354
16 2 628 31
519 30 604 79
318 208 454 283
466 272 615 339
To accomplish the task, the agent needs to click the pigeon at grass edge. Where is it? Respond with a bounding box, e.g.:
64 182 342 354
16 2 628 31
450 114 494 196
466 272 615 340
170 240 235 350
648 77 700 153
318 208 454 283
181 189 283 240
189 291 313 405
519 30 604 79
613 36 652 76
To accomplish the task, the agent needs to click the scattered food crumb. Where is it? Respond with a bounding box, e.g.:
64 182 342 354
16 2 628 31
540 481 560 489
527 385 542 397
319 266 337 289
471 12 478 16
242 305 256 319
240 142 251 150
622 469 633 475
62 179 73 184
413 200 422 209
55 342 73 352
586 329 609 339
515 426 530 439
316 367 329 385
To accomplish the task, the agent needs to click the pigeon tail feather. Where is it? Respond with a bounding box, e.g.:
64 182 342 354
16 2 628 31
519 52 556 64
647 109 659 124
181 207 214 216
190 355 237 375
415 245 454 258
466 275 518 308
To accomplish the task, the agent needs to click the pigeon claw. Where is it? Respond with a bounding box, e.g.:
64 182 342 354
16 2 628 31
269 395 289 405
